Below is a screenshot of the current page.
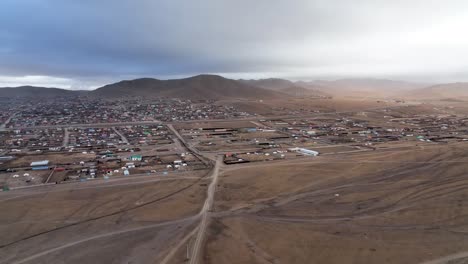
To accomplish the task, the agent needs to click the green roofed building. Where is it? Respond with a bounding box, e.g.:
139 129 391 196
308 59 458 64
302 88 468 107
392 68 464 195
130 155 142 161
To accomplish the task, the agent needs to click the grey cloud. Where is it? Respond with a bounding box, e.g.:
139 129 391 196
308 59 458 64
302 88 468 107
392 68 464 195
1 0 468 87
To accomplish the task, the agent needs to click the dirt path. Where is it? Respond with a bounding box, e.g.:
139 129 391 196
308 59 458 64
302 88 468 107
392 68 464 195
250 120 268 129
112 126 129 144
62 127 69 148
0 112 16 131
160 226 200 264
160 124 222 264
189 156 222 264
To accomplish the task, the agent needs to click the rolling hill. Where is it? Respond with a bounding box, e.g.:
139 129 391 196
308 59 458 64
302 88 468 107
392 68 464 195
404 82 468 100
0 76 436 100
92 75 285 100
0 86 77 98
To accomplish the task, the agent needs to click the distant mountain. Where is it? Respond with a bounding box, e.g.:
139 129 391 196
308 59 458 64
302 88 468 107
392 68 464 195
404 82 468 100
92 75 285 100
239 78 296 91
240 78 330 97
297 78 426 97
0 86 78 98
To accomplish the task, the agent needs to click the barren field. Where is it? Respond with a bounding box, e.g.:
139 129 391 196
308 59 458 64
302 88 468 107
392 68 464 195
2 133 468 264
206 143 468 264
0 176 208 264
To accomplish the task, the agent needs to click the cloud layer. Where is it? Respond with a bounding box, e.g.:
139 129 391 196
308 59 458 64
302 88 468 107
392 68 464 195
1 0 468 88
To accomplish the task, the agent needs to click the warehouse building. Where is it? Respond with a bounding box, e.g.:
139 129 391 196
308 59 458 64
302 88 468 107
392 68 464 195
289 148 319 156
30 160 50 170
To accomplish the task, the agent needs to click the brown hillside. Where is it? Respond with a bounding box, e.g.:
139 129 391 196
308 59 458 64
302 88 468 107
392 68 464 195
92 75 285 100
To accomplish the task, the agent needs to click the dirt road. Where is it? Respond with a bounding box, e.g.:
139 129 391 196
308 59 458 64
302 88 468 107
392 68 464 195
189 156 222 264
112 126 129 144
0 112 16 131
164 124 225 263
167 124 213 166
62 127 69 147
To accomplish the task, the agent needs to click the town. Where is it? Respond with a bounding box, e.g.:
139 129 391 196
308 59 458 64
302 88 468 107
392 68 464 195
2 100 467 190
1 97 252 128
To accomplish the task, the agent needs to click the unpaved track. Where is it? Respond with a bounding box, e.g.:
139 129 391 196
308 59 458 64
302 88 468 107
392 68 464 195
190 157 222 264
0 112 16 131
112 126 129 144
162 124 221 264
62 127 69 147
167 124 212 166
160 226 200 264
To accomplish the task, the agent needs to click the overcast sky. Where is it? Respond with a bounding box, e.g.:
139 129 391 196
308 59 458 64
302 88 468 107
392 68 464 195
1 0 468 89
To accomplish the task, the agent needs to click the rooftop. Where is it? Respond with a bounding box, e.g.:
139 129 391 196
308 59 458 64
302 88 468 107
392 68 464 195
30 160 49 167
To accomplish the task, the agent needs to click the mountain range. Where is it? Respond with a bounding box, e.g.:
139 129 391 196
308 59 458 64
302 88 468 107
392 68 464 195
239 78 329 97
0 75 285 100
1 74 468 101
